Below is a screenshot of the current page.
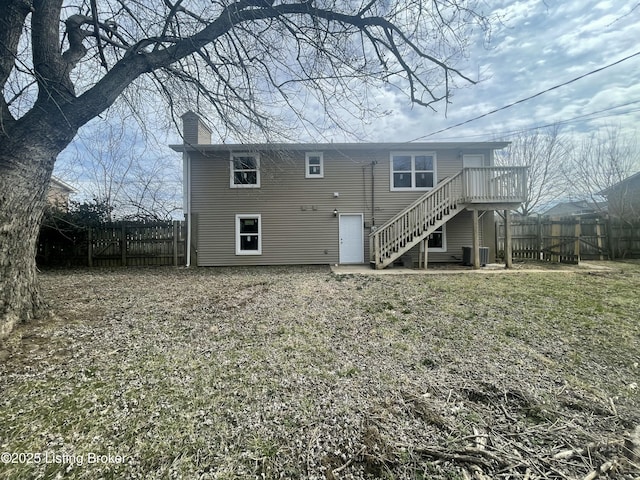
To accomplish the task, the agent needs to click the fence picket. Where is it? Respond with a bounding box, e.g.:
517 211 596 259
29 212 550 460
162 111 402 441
37 220 186 267
497 215 639 262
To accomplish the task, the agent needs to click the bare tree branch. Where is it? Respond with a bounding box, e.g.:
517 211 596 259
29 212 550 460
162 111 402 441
496 125 570 215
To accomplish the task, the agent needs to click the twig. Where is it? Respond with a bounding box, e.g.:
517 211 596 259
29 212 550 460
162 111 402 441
548 465 574 480
583 460 614 480
500 403 517 422
413 446 494 469
473 427 488 450
331 446 366 476
469 464 491 480
553 440 624 461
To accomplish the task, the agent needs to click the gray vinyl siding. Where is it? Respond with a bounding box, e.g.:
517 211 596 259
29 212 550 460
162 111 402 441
189 146 498 266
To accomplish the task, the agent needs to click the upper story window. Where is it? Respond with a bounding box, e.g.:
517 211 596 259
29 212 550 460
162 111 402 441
230 153 260 188
305 152 324 178
390 152 435 191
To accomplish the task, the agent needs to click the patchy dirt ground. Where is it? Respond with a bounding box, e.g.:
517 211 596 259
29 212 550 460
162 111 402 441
1 262 640 479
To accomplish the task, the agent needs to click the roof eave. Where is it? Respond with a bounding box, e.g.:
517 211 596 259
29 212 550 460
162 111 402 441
169 141 511 153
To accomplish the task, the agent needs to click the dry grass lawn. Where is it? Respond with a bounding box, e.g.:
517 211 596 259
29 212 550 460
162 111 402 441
1 261 640 479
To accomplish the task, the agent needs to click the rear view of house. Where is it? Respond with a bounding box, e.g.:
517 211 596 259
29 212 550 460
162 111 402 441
171 112 527 268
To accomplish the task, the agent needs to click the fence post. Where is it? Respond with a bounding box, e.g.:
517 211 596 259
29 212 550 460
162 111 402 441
536 214 543 260
606 216 615 259
550 219 560 263
121 222 127 266
574 218 581 263
88 228 93 267
595 219 604 260
173 220 179 266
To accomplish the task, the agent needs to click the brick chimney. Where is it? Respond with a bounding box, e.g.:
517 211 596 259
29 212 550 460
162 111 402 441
181 111 212 145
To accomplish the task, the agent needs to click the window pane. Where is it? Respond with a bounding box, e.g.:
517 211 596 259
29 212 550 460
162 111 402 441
240 235 258 251
415 155 433 170
394 172 411 188
234 171 257 185
308 157 321 165
309 165 321 175
393 156 411 171
234 156 256 169
415 172 433 188
240 218 259 234
428 232 443 248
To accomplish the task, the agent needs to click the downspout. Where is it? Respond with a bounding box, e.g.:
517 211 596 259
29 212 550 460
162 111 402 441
371 160 377 227
185 153 192 267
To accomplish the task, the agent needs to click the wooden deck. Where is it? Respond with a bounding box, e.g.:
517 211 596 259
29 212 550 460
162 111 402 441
370 167 528 269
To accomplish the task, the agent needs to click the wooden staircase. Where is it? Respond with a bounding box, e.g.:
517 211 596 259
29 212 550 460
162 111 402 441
369 166 528 269
370 171 465 269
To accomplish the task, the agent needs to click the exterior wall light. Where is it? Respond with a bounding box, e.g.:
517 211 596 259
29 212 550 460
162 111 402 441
333 209 338 217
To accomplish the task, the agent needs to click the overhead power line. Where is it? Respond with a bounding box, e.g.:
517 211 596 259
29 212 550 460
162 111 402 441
410 50 640 141
424 99 640 141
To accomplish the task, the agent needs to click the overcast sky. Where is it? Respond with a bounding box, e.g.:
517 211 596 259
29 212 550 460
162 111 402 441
359 0 640 143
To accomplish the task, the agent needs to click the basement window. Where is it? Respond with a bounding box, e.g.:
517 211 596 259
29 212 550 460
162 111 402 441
305 152 324 178
230 153 260 188
390 152 435 191
428 225 446 252
235 214 262 255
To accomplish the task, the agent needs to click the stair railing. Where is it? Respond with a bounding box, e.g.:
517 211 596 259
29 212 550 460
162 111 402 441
370 172 464 267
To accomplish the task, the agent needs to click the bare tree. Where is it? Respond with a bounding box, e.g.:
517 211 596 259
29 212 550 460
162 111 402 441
120 155 182 221
565 125 639 219
564 126 640 258
61 119 182 221
495 124 569 215
0 0 492 337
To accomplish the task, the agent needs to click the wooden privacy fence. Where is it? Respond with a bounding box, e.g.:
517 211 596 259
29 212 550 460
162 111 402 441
496 215 640 263
38 220 186 267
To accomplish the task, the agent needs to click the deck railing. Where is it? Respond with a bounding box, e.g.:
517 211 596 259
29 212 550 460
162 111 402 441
370 166 528 268
462 166 528 203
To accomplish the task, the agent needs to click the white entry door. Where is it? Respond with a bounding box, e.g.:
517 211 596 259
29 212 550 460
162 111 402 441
339 214 364 264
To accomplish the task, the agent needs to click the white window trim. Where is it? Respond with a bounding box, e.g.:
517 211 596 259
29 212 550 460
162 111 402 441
427 224 447 252
230 152 261 188
235 214 262 255
305 152 324 178
389 151 436 191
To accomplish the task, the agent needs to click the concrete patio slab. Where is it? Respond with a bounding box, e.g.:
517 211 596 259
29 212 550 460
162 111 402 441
330 262 614 275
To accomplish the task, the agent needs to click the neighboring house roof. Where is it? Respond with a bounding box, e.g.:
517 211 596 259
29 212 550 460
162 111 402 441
543 200 606 217
47 176 76 211
50 176 76 193
169 141 511 153
598 171 640 196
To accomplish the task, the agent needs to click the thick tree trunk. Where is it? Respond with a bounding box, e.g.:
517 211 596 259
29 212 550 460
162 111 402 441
0 154 56 338
0 114 75 339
